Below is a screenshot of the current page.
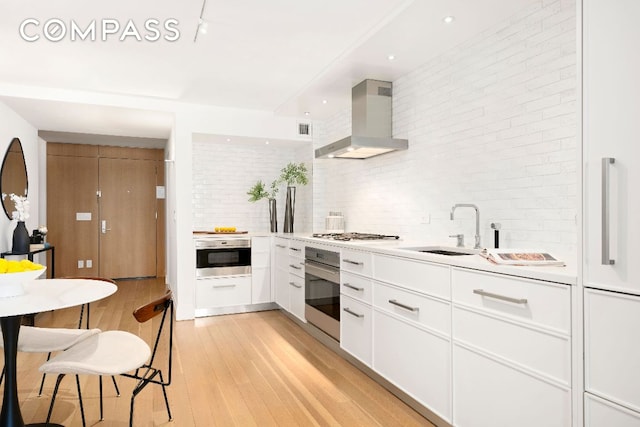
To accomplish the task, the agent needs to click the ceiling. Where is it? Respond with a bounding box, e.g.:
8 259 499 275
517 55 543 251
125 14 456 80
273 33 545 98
0 0 536 141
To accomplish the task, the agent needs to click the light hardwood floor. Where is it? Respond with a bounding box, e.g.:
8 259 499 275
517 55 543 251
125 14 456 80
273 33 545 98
4 277 432 426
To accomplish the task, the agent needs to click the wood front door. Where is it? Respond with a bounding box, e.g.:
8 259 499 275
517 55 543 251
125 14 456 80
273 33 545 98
98 157 158 279
47 143 164 279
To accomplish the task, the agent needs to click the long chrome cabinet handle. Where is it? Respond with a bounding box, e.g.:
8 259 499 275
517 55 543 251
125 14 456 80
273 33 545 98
276 244 287 248
290 247 301 252
343 283 364 291
473 289 528 305
289 282 302 288
343 259 363 266
602 157 616 265
343 307 364 318
212 284 236 289
289 264 302 270
388 299 419 312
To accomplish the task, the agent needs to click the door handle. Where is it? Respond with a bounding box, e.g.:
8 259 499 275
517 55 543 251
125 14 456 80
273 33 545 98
602 157 615 265
101 220 111 234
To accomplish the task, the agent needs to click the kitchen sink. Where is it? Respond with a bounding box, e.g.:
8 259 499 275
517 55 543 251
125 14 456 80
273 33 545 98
398 246 479 256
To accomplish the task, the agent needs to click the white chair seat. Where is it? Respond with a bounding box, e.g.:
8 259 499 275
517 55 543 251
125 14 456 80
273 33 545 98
40 330 151 376
0 327 100 353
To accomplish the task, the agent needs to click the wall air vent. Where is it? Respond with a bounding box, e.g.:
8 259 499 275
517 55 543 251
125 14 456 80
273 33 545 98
297 122 312 137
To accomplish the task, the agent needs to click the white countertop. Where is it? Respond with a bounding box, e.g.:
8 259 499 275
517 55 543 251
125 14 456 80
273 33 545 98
275 233 577 286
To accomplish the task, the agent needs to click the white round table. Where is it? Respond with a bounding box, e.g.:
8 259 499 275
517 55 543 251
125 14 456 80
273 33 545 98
0 278 117 427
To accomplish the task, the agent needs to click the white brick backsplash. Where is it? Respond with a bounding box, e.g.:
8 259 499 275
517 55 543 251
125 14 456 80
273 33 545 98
313 0 577 256
192 141 312 233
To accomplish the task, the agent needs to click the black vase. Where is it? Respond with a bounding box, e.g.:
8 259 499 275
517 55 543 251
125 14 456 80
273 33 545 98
283 186 296 233
269 199 278 233
12 221 30 254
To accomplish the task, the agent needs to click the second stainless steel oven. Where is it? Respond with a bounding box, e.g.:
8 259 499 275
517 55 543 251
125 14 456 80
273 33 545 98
304 246 340 341
195 238 251 277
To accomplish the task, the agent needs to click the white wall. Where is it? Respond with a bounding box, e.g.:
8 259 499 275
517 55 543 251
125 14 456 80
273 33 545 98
192 141 312 233
314 0 577 257
0 101 39 253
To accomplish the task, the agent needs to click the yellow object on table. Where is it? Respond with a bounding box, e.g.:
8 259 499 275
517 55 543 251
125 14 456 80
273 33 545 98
0 259 45 274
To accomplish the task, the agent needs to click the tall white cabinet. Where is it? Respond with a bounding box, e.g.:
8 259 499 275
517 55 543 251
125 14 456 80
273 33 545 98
583 0 640 424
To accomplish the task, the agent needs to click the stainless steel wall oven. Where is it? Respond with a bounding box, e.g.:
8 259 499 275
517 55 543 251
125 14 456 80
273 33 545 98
304 246 340 341
195 238 251 277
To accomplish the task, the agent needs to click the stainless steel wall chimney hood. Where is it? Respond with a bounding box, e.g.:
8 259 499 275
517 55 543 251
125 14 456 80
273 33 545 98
315 79 408 159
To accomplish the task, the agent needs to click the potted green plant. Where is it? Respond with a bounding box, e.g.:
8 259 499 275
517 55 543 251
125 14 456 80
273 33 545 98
279 162 309 233
247 179 279 232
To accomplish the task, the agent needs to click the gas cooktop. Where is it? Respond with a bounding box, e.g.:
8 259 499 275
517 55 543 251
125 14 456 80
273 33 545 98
312 232 400 241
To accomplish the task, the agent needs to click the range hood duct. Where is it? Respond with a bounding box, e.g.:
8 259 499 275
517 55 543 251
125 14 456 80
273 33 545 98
315 79 408 159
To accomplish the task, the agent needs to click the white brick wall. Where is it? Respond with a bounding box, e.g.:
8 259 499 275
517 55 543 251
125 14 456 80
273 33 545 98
192 141 312 233
314 0 577 256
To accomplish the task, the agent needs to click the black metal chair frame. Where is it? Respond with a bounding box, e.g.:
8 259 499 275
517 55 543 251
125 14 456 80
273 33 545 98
45 292 174 427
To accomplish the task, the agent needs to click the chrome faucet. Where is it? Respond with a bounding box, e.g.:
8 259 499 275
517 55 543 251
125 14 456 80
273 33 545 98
450 203 481 249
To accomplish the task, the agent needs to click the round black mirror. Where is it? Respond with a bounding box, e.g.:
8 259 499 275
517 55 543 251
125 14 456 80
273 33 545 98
1 138 29 219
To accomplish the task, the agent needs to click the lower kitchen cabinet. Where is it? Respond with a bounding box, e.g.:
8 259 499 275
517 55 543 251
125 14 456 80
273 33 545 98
251 236 271 304
585 393 640 427
452 344 571 427
288 273 305 322
373 309 451 423
451 268 572 427
195 275 252 309
274 237 289 309
340 294 372 366
584 288 640 414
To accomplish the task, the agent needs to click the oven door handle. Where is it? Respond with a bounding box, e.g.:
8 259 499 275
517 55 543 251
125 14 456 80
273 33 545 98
304 260 339 283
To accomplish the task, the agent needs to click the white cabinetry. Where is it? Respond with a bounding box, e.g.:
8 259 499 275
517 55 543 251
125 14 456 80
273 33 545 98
251 236 271 304
583 2 640 425
340 262 373 366
287 240 305 322
583 0 640 296
451 268 571 427
585 289 640 416
274 237 289 310
195 275 252 309
372 254 452 423
273 237 305 322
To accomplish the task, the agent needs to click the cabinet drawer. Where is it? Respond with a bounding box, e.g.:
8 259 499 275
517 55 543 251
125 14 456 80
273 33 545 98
341 272 372 304
341 249 373 277
340 295 372 366
585 393 640 427
453 344 570 427
196 276 251 308
452 268 570 333
453 306 570 384
288 240 304 256
585 289 640 412
374 282 450 336
288 273 305 322
373 254 450 299
374 310 451 422
288 257 305 277
274 238 289 269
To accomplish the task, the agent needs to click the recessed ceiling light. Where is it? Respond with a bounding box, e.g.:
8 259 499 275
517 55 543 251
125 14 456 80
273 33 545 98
328 154 335 158
226 138 231 142
443 16 455 24
304 112 310 116
387 54 395 61
265 140 270 145
198 19 209 34
322 99 328 104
